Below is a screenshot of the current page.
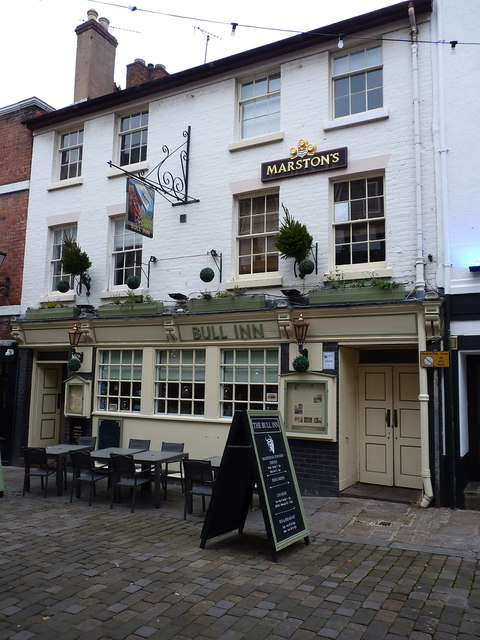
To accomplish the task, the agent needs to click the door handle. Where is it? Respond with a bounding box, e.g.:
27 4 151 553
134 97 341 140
386 409 391 428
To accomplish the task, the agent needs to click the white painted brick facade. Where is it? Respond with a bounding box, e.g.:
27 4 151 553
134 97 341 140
22 11 438 311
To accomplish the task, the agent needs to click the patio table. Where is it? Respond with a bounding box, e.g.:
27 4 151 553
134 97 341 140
45 444 92 496
133 450 189 507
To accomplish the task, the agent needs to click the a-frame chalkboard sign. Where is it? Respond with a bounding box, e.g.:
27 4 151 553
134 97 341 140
200 410 310 561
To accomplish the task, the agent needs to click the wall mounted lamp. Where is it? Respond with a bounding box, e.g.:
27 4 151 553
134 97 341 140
67 324 84 363
292 314 309 358
0 251 11 296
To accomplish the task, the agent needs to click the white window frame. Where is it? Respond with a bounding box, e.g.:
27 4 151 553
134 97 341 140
331 174 386 270
50 224 77 292
236 191 280 279
332 45 383 119
119 110 149 167
220 348 279 418
154 349 206 416
97 349 143 413
111 218 143 288
59 129 83 180
239 72 280 139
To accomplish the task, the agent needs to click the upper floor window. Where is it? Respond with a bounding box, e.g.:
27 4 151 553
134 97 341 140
119 111 148 166
51 225 76 291
237 193 279 276
240 74 280 138
333 175 385 266
333 45 382 118
59 130 83 180
112 219 142 286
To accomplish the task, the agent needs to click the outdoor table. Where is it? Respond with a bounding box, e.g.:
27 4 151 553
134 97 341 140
45 444 92 496
133 450 189 507
90 447 147 463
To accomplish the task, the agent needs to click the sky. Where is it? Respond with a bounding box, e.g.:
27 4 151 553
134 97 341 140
1 0 395 110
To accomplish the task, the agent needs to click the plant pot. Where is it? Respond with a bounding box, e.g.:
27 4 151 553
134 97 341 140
308 285 406 305
188 294 267 313
25 306 82 320
98 301 164 317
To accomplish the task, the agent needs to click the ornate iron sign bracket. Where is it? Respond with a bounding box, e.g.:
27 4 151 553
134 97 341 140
108 126 199 206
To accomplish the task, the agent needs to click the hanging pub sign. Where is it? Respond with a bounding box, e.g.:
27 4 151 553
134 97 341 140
125 177 155 238
261 140 347 182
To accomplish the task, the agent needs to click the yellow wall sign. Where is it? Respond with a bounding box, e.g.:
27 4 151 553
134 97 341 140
420 351 450 368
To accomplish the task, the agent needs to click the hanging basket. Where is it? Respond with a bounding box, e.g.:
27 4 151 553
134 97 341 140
126 275 141 290
298 258 315 278
57 280 70 293
292 355 309 372
67 358 81 372
200 267 215 283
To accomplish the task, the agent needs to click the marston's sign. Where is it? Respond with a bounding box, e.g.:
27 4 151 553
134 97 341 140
261 140 347 182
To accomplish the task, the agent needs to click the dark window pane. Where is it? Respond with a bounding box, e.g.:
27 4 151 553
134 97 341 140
352 243 368 263
350 180 366 199
351 92 366 114
370 241 385 262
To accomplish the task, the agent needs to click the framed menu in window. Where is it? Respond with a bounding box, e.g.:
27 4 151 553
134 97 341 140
280 372 336 440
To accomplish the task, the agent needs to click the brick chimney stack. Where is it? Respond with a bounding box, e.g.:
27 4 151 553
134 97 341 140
126 59 170 88
74 10 118 102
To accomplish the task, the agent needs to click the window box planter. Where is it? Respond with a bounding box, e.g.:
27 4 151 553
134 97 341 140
308 285 406 305
98 301 164 317
25 306 82 320
188 294 267 313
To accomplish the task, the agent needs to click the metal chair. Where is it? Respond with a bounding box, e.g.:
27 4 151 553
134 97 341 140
183 459 214 519
77 436 97 449
69 450 110 506
22 448 58 498
109 453 152 513
128 439 150 450
160 442 185 496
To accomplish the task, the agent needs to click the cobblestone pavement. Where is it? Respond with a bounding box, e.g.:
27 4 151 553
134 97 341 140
1 467 480 640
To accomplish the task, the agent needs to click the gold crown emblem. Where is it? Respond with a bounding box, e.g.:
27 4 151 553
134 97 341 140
290 139 316 159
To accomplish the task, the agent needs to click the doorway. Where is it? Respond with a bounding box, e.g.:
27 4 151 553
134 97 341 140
29 363 65 447
359 365 422 489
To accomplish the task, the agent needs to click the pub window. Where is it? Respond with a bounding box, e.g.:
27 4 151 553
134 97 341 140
332 45 383 119
154 349 206 416
97 350 143 412
119 110 149 166
220 348 279 417
237 192 279 276
50 224 77 292
333 175 385 266
239 73 280 139
59 129 83 180
112 218 142 287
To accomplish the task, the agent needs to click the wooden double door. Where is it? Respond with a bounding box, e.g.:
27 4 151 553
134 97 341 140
359 365 422 489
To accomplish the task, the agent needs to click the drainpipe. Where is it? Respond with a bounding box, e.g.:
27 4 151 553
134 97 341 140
408 2 426 297
417 311 434 507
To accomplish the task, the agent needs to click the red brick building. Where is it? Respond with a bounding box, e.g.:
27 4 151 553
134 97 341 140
0 98 53 463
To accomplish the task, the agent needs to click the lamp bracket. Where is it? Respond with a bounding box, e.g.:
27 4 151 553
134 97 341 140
209 250 223 282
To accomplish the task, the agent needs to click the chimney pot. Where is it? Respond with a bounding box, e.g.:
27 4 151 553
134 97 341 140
87 9 98 20
99 17 110 30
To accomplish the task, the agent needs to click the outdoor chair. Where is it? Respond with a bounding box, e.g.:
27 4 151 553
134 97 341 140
128 439 150 450
183 459 215 520
109 453 152 513
77 436 97 449
22 447 58 498
69 450 110 506
160 441 185 495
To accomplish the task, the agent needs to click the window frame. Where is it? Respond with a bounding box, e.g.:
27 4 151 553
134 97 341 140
97 349 143 413
239 72 281 139
50 224 77 293
236 191 280 279
58 129 84 181
331 173 386 270
332 44 383 120
220 348 279 418
118 110 149 167
154 349 206 417
111 217 143 289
